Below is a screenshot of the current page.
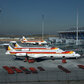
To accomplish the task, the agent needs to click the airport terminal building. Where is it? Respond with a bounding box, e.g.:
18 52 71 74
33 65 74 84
49 27 84 44
58 27 84 44
58 28 84 40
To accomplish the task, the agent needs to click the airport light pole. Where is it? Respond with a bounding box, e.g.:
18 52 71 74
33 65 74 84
76 10 79 45
0 8 2 24
42 14 44 41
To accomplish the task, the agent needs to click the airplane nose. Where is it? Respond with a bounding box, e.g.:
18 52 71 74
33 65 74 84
77 54 81 57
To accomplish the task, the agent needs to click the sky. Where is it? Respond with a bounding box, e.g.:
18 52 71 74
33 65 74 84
0 0 84 35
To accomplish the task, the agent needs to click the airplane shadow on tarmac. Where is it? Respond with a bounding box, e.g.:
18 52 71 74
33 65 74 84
13 57 47 62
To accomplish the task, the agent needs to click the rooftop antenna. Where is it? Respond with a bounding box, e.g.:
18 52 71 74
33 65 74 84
76 9 79 45
42 14 44 41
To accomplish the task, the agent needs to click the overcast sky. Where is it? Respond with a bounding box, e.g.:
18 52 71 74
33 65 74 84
0 0 84 35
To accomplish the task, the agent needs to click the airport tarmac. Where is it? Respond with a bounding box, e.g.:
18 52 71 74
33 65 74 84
0 46 84 84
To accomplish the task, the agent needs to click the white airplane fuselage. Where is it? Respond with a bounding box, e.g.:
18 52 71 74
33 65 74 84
6 50 80 59
21 36 47 45
21 40 47 45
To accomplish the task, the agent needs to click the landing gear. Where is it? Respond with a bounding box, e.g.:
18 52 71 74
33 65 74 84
24 53 29 62
51 56 55 60
24 53 35 63
35 43 39 45
24 56 29 62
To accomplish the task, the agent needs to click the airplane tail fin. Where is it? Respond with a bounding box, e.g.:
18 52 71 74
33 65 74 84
10 41 21 48
20 36 28 43
2 44 16 54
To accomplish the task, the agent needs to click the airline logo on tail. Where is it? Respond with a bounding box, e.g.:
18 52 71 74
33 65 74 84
23 38 27 41
2 44 11 51
2 44 15 54
20 36 28 43
15 44 18 47
8 46 11 51
10 41 21 48
22 36 27 41
12 43 17 47
3 44 15 51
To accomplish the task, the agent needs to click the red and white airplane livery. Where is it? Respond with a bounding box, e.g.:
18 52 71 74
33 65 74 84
20 36 47 45
10 41 64 52
4 44 80 59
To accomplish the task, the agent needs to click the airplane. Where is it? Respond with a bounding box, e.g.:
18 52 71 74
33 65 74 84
20 36 48 45
10 41 64 52
3 44 80 60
